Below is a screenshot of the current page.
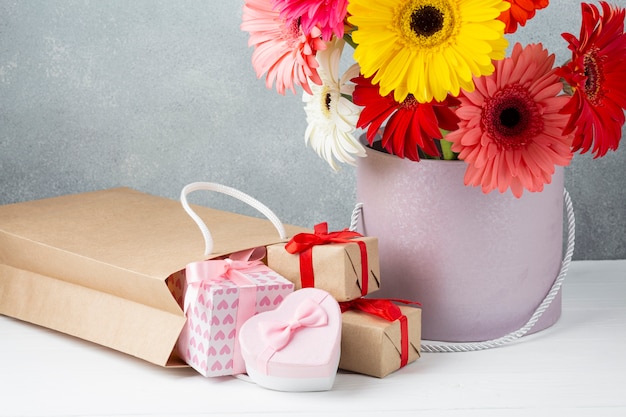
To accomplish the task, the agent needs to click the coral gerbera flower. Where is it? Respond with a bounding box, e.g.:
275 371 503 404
498 0 549 34
445 43 574 198
346 0 510 104
557 1 626 158
303 38 365 170
241 0 326 95
271 0 349 41
352 74 460 161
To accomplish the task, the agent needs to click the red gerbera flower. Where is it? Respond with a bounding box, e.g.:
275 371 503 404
271 0 349 41
498 0 549 34
352 75 460 161
557 1 626 157
445 43 574 198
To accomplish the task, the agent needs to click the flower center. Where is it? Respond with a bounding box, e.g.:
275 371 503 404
583 48 604 106
482 84 543 150
399 94 419 110
499 107 521 129
283 17 302 48
397 0 457 49
319 86 335 118
411 5 444 37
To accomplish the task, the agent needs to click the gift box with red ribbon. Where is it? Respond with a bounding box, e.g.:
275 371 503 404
338 298 422 378
173 248 294 377
266 222 380 302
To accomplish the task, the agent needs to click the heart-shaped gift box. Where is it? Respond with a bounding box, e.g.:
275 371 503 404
238 287 341 391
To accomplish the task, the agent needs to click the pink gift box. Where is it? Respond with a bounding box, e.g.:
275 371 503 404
173 250 294 377
239 288 342 391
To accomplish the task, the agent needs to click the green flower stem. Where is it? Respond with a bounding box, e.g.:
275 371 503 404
440 138 457 160
343 34 358 49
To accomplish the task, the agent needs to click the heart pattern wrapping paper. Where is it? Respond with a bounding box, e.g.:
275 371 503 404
171 264 294 377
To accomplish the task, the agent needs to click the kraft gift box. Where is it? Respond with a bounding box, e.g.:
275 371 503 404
172 250 294 377
0 187 308 367
339 301 422 378
266 223 380 302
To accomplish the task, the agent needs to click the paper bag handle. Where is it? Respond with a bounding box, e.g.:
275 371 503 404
180 182 287 257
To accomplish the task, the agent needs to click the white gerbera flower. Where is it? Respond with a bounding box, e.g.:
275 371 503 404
303 38 365 171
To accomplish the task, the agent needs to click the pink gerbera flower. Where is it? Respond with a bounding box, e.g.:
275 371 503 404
271 0 349 41
445 43 574 198
241 0 326 95
557 1 626 157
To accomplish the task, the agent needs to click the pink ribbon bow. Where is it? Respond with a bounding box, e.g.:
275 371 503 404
259 298 328 352
184 248 266 314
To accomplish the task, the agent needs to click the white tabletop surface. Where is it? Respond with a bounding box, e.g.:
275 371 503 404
2 259 625 417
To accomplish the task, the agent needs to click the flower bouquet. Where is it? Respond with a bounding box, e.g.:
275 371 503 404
241 0 625 196
240 1 626 343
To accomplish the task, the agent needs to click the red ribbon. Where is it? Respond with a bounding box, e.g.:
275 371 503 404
339 298 422 368
285 222 369 295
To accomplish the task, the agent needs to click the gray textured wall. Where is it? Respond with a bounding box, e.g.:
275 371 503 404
1 1 624 260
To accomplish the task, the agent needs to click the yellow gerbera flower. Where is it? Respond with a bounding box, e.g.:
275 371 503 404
347 0 510 103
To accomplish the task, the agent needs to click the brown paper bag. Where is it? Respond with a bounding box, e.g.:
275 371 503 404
0 186 308 367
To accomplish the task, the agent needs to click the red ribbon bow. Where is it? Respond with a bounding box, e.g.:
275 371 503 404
285 222 369 295
339 298 421 368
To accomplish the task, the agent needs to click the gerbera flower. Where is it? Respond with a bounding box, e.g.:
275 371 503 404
241 0 326 95
498 0 549 34
271 0 349 41
557 1 626 158
445 43 574 198
303 38 365 170
346 0 510 103
352 74 460 161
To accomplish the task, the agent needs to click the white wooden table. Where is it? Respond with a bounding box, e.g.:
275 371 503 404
2 260 625 416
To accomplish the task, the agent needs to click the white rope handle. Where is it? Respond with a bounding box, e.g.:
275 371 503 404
181 182 287 257
349 188 576 352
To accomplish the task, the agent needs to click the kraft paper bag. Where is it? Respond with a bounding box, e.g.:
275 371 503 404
0 186 308 367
